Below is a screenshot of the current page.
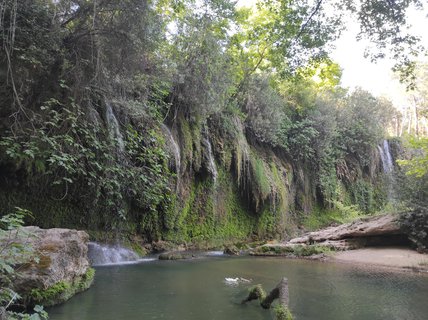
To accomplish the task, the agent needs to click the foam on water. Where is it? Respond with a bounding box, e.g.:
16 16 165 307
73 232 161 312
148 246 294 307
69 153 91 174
88 242 154 266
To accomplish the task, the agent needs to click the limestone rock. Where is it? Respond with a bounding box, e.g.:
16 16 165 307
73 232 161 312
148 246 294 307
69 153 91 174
158 251 192 260
3 226 94 307
223 245 240 256
289 214 402 245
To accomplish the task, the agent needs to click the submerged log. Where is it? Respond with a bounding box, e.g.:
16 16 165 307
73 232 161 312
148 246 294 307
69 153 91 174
261 278 289 309
242 278 292 320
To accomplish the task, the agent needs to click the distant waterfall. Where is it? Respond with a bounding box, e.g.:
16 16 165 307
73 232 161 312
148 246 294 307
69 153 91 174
106 103 125 152
378 140 394 173
377 139 395 202
203 127 218 183
88 242 154 266
161 124 181 176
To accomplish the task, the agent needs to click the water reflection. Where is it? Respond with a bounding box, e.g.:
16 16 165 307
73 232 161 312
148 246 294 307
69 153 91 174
48 257 428 320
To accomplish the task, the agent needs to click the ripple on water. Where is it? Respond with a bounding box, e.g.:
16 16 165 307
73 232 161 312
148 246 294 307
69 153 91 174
48 256 428 320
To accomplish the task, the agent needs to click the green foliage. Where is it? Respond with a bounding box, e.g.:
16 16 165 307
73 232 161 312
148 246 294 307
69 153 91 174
256 244 332 257
164 167 256 247
397 137 428 178
348 179 375 213
247 284 267 302
0 0 423 247
250 153 271 202
0 100 172 235
400 207 428 252
244 76 288 146
29 282 70 304
28 267 95 307
397 136 428 252
303 203 363 231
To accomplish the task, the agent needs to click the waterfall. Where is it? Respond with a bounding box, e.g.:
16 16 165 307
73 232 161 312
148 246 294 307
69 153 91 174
88 242 155 266
106 103 125 152
203 128 218 183
233 117 250 188
377 139 395 202
161 124 181 176
378 140 394 173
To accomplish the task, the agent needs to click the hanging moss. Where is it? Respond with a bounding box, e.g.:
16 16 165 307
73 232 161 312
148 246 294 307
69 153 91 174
274 304 293 320
164 167 257 247
250 151 271 202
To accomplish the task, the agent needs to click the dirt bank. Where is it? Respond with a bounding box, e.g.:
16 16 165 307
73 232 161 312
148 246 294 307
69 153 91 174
332 247 428 272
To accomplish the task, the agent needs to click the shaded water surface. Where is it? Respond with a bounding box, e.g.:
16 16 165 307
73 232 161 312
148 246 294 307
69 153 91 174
48 256 428 320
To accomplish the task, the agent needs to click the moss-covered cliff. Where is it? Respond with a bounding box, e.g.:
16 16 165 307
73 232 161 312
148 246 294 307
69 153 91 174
0 0 396 247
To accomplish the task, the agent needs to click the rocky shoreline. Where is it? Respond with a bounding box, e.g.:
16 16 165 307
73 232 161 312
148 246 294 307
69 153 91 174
5 214 426 311
250 214 428 273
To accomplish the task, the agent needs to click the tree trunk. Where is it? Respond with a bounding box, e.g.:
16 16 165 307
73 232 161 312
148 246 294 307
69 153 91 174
242 277 289 308
261 278 289 309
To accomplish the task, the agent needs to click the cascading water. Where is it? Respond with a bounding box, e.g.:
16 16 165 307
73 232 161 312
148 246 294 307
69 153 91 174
233 117 250 189
377 139 396 201
203 127 218 183
105 103 125 152
161 124 181 176
378 140 394 173
88 242 154 266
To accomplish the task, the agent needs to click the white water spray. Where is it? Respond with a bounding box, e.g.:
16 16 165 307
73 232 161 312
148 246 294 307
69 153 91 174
377 139 396 202
161 124 181 176
203 127 218 183
106 103 125 152
378 140 394 173
88 242 154 266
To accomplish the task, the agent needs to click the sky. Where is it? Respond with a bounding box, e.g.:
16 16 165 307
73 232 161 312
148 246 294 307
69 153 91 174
236 0 428 107
330 6 428 107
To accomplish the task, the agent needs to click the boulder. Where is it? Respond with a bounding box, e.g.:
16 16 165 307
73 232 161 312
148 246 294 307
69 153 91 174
3 226 94 307
223 245 240 256
158 251 192 260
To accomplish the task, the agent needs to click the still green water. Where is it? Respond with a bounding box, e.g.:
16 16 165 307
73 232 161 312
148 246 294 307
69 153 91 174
48 256 428 320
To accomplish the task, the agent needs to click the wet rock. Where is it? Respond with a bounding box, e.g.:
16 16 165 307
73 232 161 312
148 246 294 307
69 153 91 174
223 245 240 255
3 226 94 307
158 251 192 260
289 214 402 245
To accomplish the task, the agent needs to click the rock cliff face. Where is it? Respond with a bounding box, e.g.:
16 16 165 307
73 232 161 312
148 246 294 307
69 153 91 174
287 214 406 250
10 227 94 307
290 214 401 243
255 214 408 254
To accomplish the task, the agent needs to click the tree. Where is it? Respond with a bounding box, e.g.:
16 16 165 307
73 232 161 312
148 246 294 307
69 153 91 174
398 136 428 178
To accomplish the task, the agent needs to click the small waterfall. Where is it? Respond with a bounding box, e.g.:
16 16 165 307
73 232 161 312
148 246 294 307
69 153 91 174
377 139 396 202
88 242 153 266
106 103 125 152
161 124 181 176
233 117 250 189
203 127 218 183
378 140 394 173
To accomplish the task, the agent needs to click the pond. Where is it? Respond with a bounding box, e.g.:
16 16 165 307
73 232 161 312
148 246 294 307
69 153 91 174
48 255 428 320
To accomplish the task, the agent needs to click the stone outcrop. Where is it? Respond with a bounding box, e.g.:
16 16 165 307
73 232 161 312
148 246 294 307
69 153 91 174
5 227 94 307
287 214 406 251
254 214 407 254
158 251 193 260
290 214 401 244
223 245 240 256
